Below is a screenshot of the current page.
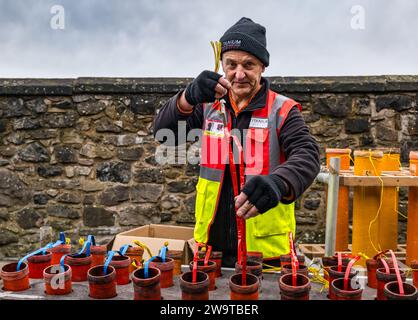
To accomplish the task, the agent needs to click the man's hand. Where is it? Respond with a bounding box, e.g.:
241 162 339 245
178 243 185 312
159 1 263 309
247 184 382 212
184 70 231 106
235 175 287 219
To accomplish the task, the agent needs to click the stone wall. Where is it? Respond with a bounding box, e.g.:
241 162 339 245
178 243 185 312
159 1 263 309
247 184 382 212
0 76 417 258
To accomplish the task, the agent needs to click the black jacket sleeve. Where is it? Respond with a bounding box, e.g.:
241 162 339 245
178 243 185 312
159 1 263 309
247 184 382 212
273 106 320 203
153 91 204 146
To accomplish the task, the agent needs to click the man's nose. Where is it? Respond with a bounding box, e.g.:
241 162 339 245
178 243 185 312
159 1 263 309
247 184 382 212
234 66 246 81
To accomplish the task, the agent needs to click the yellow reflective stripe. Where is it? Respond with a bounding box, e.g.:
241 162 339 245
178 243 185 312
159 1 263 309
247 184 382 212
194 177 222 244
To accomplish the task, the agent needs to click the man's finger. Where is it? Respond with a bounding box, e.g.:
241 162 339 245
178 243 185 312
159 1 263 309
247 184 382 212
243 205 259 220
218 77 232 90
236 200 253 217
235 192 248 209
214 83 228 96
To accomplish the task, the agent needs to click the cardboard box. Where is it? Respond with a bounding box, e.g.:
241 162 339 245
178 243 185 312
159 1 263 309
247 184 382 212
110 224 195 264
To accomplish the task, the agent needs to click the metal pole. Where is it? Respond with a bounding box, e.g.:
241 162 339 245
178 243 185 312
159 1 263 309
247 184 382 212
316 172 329 184
325 157 341 257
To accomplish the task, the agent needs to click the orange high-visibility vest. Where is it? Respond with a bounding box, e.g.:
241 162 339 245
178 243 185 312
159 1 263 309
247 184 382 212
194 90 302 259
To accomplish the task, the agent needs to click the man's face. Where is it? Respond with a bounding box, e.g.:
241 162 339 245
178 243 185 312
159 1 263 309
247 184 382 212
221 50 265 100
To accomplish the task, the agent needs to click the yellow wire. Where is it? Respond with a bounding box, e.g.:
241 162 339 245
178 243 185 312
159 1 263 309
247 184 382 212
358 252 370 260
387 151 407 222
309 266 329 291
366 151 385 254
348 154 355 166
210 41 222 73
386 149 402 170
133 240 153 258
262 262 281 272
263 260 331 292
210 41 217 72
402 267 418 279
398 210 408 220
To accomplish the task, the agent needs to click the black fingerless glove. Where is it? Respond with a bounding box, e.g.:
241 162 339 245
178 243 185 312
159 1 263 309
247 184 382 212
184 70 222 106
242 174 288 214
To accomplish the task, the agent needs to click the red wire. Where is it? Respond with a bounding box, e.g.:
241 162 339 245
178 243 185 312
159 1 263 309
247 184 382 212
204 245 212 266
192 243 206 283
380 258 390 274
192 247 199 283
373 249 389 261
228 130 247 286
343 255 360 291
389 250 404 295
289 232 299 286
337 252 342 272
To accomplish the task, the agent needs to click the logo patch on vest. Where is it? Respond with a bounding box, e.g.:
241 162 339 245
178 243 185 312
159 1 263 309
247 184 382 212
249 117 269 129
204 120 224 137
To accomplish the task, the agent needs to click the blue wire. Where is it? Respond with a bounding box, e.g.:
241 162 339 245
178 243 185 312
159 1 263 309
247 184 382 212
144 256 157 279
103 251 116 275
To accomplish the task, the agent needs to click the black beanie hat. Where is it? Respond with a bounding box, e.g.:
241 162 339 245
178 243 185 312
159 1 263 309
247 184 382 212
220 17 269 67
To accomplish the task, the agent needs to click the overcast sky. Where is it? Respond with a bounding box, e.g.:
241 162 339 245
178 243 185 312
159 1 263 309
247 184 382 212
0 0 417 78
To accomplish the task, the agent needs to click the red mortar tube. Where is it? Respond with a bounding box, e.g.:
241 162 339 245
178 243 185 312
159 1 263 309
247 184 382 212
279 273 311 300
384 281 418 300
247 251 263 264
90 245 107 268
149 257 174 288
189 259 217 291
65 253 92 282
281 254 305 268
229 273 259 300
110 254 131 285
376 268 406 300
132 267 161 300
43 264 72 295
180 270 210 300
411 260 418 288
366 250 393 289
281 264 309 278
87 265 117 299
0 262 30 292
50 244 71 266
167 250 183 276
27 251 52 279
331 278 363 300
328 255 361 300
328 265 358 300
198 250 223 277
236 260 263 280
321 254 350 281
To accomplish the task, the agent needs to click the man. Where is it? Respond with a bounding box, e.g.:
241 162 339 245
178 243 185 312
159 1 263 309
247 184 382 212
154 17 320 267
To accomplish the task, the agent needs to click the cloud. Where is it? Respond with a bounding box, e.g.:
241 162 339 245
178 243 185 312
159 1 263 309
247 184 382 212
0 0 417 77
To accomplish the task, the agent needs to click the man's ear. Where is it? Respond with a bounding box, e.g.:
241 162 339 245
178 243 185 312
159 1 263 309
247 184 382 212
262 65 266 73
